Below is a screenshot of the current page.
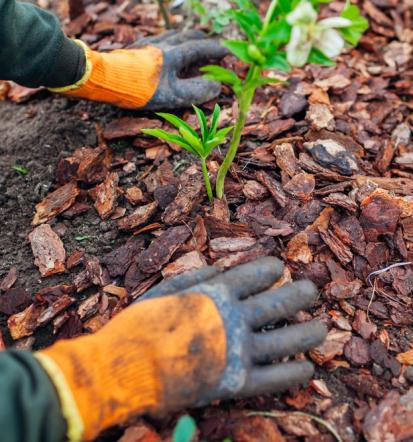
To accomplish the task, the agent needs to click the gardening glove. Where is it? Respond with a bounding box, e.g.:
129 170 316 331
34 257 326 441
51 31 228 110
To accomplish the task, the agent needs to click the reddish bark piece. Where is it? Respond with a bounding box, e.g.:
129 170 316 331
102 238 145 277
55 146 111 185
77 293 100 320
0 80 10 100
242 181 269 201
255 170 288 207
215 237 276 270
344 336 371 366
129 273 162 301
333 216 366 256
184 216 208 252
310 379 332 397
162 168 204 225
7 82 43 103
154 184 178 209
375 139 396 173
137 226 191 274
342 372 384 399
284 173 315 202
62 202 90 219
118 422 161 442
0 288 32 315
126 187 146 205
319 227 353 266
273 142 301 178
205 216 254 239
360 193 401 241
309 329 351 365
276 414 320 437
32 182 79 225
36 285 74 302
306 103 335 131
212 198 230 222
323 193 358 213
355 176 413 196
104 117 162 139
352 310 377 340
0 266 18 291
8 304 43 340
209 237 257 259
370 340 401 376
85 256 110 287
285 232 313 264
36 295 75 327
365 242 389 268
232 416 285 442
103 284 128 299
29 224 66 277
162 251 207 278
117 201 158 231
364 389 413 442
144 161 176 194
124 262 149 294
94 172 119 219
66 250 84 270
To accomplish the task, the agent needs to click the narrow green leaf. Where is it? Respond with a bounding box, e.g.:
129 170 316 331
209 104 221 138
141 129 197 155
12 165 29 176
340 4 369 45
254 76 283 87
156 112 198 138
222 40 254 65
193 105 209 143
215 126 234 139
200 65 242 87
263 52 290 71
75 235 92 242
308 48 336 66
173 415 197 442
261 19 292 47
179 126 205 156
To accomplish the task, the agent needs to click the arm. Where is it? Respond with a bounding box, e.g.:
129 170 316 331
0 350 66 442
0 0 85 87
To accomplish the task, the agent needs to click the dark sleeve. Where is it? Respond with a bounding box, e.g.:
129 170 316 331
0 350 66 442
0 0 85 88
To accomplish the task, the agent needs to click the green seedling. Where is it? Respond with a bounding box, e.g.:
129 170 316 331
75 235 92 242
173 415 197 442
199 0 367 198
12 165 29 176
142 104 233 203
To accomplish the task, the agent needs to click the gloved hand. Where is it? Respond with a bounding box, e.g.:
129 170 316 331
51 31 228 110
34 257 326 441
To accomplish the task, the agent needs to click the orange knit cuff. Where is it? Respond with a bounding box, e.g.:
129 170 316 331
51 40 163 109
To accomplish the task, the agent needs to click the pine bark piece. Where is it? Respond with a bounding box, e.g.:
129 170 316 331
323 193 358 213
33 182 79 225
126 187 146 205
104 117 162 139
117 201 158 231
209 237 257 259
285 232 313 264
162 251 207 278
137 226 192 274
8 304 43 340
29 224 66 277
55 146 111 185
103 285 128 299
0 266 18 291
183 216 208 252
102 238 145 277
77 293 100 320
255 170 288 207
36 295 75 327
66 250 84 270
309 329 351 365
162 169 204 225
232 416 286 442
0 288 31 315
242 180 269 201
360 193 401 241
283 173 315 202
205 216 254 238
273 142 301 177
94 172 119 219
319 226 353 266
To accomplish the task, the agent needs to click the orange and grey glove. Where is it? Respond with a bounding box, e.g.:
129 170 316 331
50 31 228 110
34 258 326 441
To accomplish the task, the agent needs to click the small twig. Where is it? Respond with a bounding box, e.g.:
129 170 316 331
157 0 172 29
247 411 342 442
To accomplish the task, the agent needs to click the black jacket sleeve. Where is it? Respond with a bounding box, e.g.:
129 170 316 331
0 0 85 87
0 350 66 442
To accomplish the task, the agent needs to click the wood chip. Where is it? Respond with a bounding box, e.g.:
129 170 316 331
117 201 158 231
104 117 162 139
162 251 207 278
29 224 66 277
0 266 18 291
94 172 119 219
209 236 257 259
309 329 352 365
8 304 43 340
283 173 315 202
126 187 146 205
255 170 288 207
32 182 80 225
285 232 313 264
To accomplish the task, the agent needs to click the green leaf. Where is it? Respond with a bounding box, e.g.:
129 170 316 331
12 165 29 176
340 4 369 45
179 126 204 156
173 415 197 442
263 52 290 71
215 126 234 139
75 235 91 242
193 105 209 143
156 112 198 138
209 104 221 138
141 129 197 155
229 10 262 41
308 48 336 66
204 126 233 155
222 40 254 64
254 76 283 87
200 66 242 87
276 0 299 14
261 19 292 47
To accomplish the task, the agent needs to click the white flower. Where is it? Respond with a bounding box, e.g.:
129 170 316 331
286 1 352 67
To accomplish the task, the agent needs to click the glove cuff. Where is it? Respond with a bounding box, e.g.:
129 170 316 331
49 40 163 109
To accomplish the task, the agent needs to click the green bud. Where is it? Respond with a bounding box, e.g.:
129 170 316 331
247 44 266 65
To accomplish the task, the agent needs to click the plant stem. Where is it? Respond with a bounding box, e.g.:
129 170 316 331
262 0 279 34
200 157 214 203
215 66 262 199
157 0 172 29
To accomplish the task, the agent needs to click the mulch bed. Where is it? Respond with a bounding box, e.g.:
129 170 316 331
1 0 413 440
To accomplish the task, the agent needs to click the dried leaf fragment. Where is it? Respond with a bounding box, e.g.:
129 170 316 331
29 224 66 277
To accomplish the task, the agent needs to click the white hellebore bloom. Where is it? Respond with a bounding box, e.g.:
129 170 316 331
286 0 352 67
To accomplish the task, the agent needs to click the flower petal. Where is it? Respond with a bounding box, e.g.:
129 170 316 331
287 0 317 25
316 28 345 58
287 26 313 67
318 17 352 29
